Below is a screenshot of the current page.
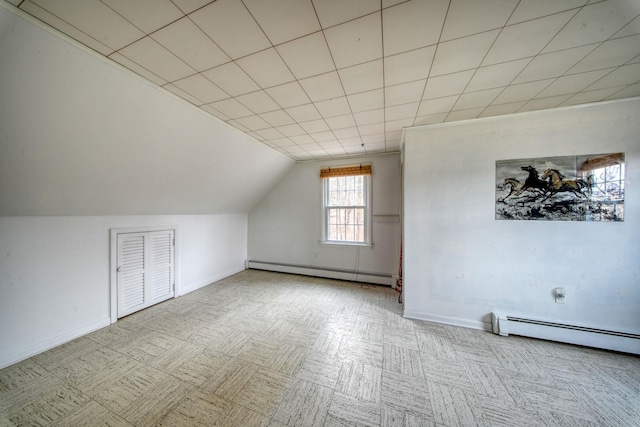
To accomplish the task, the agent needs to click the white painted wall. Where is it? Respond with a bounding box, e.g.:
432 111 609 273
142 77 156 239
248 154 401 284
403 98 640 335
0 6 291 367
0 214 247 368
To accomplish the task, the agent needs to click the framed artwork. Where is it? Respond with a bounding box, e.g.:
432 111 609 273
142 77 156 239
495 153 625 221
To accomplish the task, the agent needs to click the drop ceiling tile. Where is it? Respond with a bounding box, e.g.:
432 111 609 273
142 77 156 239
361 133 385 143
384 46 436 86
151 17 230 72
333 127 359 138
344 145 366 155
629 54 640 64
276 32 335 79
325 114 357 130
423 70 474 99
101 0 183 33
20 1 114 55
347 89 384 112
453 87 503 110
383 0 449 55
243 0 320 44
466 58 530 92
173 74 228 103
234 115 272 131
385 80 426 106
171 0 211 14
237 48 296 88
513 45 597 84
385 103 419 121
299 119 330 133
6 0 21 5
270 137 294 147
385 118 413 132
367 142 388 153
431 30 500 76
536 69 612 98
109 52 167 85
200 104 231 121
445 108 484 122
441 0 517 41
313 0 380 28
587 62 640 90
385 130 402 140
285 104 322 122
508 0 586 25
325 147 348 156
202 62 259 96
315 97 352 118
480 101 527 117
300 142 324 151
417 96 458 116
568 34 640 74
492 79 554 104
276 124 306 137
310 132 337 143
119 37 195 82
208 98 253 118
259 110 295 127
338 60 384 95
299 71 345 102
615 14 640 38
339 137 364 146
483 11 576 66
354 108 384 126
236 90 281 114
324 12 382 69
543 1 640 53
559 87 625 107
26 0 145 50
189 0 271 59
605 82 640 100
518 95 572 112
255 127 285 139
266 82 312 108
227 120 249 132
318 140 343 149
414 113 448 126
164 83 205 105
290 134 315 144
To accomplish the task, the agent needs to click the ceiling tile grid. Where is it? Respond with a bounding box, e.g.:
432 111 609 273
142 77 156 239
9 0 640 160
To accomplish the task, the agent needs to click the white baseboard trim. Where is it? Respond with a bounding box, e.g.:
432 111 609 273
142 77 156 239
178 265 246 296
248 260 393 286
403 310 492 332
0 317 111 369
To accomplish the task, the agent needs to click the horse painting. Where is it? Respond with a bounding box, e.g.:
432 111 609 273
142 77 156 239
541 168 590 199
520 165 549 195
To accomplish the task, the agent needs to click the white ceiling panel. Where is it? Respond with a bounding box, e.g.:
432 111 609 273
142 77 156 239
119 37 195 82
441 0 518 41
383 0 449 56
13 0 640 160
151 17 230 72
202 62 259 96
431 30 500 76
237 48 295 88
384 47 436 86
189 0 270 59
243 0 320 45
276 32 335 79
101 0 183 33
338 60 384 95
483 11 576 65
324 13 382 69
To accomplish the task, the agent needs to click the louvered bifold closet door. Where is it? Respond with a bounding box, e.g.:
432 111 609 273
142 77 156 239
148 230 174 305
116 230 175 318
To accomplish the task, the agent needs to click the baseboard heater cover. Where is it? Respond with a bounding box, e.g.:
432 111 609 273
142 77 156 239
247 260 393 286
492 312 640 355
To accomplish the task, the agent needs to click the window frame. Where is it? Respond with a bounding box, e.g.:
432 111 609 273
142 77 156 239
321 172 372 246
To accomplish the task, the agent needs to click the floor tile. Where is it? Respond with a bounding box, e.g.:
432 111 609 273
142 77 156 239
383 344 424 378
273 378 333 426
227 367 293 417
327 391 381 427
336 360 382 403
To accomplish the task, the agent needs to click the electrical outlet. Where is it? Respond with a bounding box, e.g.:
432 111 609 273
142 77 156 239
554 287 566 304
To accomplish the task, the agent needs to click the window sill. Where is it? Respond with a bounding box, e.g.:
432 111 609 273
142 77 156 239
319 241 373 248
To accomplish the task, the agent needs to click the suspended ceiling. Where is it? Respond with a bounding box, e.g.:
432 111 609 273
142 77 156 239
5 0 640 160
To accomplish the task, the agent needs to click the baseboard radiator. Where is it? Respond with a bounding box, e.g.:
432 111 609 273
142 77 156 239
247 260 394 286
492 312 640 355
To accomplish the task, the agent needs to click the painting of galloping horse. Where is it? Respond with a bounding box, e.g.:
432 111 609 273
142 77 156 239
495 153 625 221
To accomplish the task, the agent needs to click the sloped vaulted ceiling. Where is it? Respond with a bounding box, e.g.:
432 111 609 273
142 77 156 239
5 0 640 161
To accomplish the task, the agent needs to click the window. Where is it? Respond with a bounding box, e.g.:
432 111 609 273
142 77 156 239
321 165 371 245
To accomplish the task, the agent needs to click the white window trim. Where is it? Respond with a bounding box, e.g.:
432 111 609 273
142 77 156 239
321 174 372 246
